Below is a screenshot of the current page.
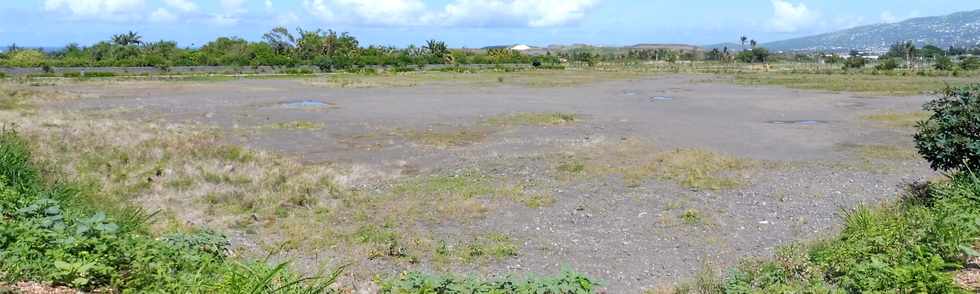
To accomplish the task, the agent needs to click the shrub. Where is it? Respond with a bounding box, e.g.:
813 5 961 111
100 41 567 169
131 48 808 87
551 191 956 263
961 56 980 71
935 56 955 71
914 85 980 171
843 56 866 69
875 58 900 71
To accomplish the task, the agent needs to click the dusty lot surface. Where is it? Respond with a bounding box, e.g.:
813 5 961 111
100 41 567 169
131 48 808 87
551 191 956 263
43 74 933 292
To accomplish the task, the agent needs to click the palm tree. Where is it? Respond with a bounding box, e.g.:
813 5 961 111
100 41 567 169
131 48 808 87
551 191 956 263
903 41 916 69
750 39 757 48
740 36 748 51
111 31 143 46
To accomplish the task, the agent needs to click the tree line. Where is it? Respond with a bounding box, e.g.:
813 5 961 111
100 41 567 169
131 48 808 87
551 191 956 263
0 28 557 70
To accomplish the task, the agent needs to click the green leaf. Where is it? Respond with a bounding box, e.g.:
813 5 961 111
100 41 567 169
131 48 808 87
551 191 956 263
53 260 72 270
960 245 980 257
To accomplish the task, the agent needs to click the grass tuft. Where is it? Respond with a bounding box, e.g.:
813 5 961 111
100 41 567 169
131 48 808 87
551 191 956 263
484 112 578 127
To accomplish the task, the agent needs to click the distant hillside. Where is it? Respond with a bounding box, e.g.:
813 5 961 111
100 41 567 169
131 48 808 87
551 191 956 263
765 9 980 52
628 44 701 51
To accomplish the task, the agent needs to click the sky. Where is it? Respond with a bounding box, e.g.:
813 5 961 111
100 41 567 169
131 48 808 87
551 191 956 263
2 0 979 48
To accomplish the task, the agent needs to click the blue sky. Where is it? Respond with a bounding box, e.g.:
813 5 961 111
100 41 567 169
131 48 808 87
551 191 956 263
3 0 979 48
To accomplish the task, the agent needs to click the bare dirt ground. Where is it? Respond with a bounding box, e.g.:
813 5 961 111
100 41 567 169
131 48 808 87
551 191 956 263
43 74 934 293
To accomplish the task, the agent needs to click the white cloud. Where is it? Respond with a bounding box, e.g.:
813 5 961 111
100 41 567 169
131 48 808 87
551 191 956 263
880 10 898 23
149 8 177 22
163 0 197 12
766 0 817 33
43 0 145 20
220 0 246 13
302 0 598 27
265 0 273 10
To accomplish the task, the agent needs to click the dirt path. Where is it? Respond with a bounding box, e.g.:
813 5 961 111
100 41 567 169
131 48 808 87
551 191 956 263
49 74 934 292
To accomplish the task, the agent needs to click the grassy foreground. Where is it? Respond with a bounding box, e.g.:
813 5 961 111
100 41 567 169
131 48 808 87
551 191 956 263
0 130 341 292
0 125 598 293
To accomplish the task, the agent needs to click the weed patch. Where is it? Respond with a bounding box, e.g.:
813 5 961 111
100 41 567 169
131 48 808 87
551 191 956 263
484 112 578 127
401 129 489 148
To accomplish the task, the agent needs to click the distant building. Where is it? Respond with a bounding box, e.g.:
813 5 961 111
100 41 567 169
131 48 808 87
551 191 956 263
510 44 532 51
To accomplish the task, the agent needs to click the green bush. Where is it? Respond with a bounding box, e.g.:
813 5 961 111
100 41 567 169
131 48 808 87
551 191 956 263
935 56 955 71
914 85 980 171
875 58 901 71
961 56 980 71
381 269 599 293
0 130 336 293
843 56 866 69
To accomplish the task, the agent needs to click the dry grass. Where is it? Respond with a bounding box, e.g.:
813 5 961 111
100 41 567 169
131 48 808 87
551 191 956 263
304 68 651 89
862 111 931 129
483 112 578 127
259 120 325 130
734 73 974 96
0 86 542 276
400 128 490 148
558 140 753 190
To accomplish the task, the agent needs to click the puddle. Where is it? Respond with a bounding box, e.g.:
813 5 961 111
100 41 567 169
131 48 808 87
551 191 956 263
767 120 828 125
650 96 673 101
622 90 642 96
282 100 329 108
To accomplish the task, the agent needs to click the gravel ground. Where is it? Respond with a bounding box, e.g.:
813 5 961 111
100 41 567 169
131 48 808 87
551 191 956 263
49 74 936 292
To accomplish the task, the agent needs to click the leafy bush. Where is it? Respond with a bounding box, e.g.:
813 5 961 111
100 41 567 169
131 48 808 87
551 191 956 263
875 58 901 71
961 56 980 71
914 85 980 171
843 56 866 69
935 56 955 71
0 130 336 293
381 269 599 293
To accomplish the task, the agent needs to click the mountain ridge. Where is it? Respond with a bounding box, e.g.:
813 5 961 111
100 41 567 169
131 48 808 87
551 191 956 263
764 9 980 52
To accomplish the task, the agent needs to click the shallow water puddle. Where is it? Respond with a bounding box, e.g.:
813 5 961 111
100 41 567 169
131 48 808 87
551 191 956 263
767 120 828 125
282 100 330 108
650 96 673 101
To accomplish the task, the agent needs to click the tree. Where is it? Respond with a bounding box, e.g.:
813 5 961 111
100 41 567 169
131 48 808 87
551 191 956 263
904 42 917 69
262 27 296 55
875 58 900 71
919 45 945 58
111 31 143 46
706 48 722 61
740 36 747 51
844 51 866 69
750 39 758 48
934 56 953 71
